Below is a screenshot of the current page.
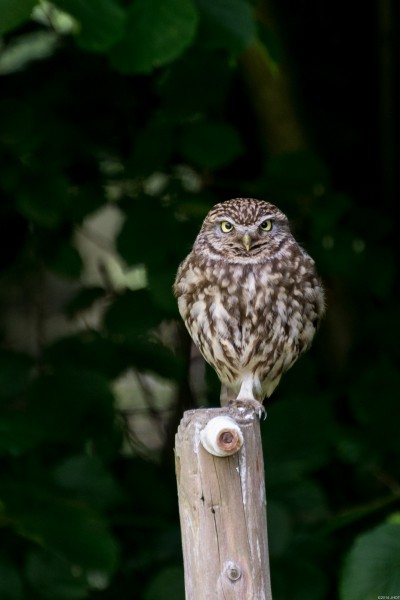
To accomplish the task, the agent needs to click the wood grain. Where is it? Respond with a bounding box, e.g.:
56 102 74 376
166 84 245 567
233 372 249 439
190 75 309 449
175 407 272 600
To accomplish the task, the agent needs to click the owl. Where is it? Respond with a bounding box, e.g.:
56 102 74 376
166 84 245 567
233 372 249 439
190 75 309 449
173 198 325 416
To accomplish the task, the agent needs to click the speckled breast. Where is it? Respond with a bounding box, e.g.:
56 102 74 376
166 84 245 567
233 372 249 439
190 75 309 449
176 258 322 387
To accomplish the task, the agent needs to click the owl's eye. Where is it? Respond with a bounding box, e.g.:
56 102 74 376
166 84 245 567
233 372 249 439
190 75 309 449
260 220 273 231
220 221 234 233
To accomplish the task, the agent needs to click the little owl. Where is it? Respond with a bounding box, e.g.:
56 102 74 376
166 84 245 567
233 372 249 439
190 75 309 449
173 198 325 416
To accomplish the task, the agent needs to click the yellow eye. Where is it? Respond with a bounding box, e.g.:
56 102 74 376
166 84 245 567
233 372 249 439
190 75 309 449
260 220 272 231
220 221 234 233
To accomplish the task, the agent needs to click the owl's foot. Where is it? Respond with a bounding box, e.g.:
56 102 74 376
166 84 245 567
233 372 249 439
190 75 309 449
228 398 267 420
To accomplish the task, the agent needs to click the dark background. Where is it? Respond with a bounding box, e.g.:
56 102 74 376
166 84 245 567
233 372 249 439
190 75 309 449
0 1 399 598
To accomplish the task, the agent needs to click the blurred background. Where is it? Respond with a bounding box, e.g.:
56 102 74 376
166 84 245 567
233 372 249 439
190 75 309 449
0 1 399 598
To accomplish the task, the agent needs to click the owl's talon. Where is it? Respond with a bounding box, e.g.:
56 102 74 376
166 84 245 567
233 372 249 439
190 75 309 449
259 405 267 421
228 398 267 420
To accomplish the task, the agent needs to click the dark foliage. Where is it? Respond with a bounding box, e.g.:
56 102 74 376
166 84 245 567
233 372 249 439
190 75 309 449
0 1 399 599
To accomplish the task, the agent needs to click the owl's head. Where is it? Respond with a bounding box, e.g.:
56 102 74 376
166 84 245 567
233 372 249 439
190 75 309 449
195 198 293 262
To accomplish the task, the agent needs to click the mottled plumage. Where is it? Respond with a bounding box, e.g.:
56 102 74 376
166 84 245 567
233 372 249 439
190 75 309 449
173 198 325 415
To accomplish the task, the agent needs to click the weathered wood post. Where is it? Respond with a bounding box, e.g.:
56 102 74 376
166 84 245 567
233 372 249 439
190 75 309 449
175 407 272 599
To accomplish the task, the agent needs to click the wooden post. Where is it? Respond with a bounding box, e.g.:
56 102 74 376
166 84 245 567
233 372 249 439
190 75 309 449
175 407 272 600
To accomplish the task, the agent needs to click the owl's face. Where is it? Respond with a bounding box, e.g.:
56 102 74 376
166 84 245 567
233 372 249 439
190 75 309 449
194 198 293 263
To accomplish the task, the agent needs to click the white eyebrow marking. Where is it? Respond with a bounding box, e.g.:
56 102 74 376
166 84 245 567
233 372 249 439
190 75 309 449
256 214 275 224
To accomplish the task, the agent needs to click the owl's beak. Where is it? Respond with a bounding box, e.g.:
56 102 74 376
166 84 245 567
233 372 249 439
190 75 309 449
242 233 252 251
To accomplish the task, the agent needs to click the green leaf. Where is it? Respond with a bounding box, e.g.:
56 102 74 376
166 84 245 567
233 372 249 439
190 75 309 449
272 479 329 525
144 565 185 600
195 0 256 53
340 520 400 600
53 454 123 510
46 323 183 382
180 120 244 169
0 412 41 454
0 351 33 400
0 556 23 600
267 501 292 557
104 290 165 339
264 151 330 197
16 175 70 229
124 458 177 518
129 120 175 176
0 30 58 75
116 199 161 267
117 196 191 271
25 368 116 446
147 265 179 316
272 558 328 600
64 287 106 318
261 395 334 485
54 0 126 52
44 333 127 379
0 0 36 35
26 550 88 600
109 0 198 74
1 485 119 574
349 359 400 455
156 49 232 113
123 338 183 380
46 240 83 279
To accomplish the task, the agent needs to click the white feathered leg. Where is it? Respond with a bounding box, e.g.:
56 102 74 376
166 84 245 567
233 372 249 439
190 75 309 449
229 375 266 419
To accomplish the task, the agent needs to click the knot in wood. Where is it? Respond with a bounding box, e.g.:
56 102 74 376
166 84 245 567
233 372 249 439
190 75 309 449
200 416 244 457
225 561 242 581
